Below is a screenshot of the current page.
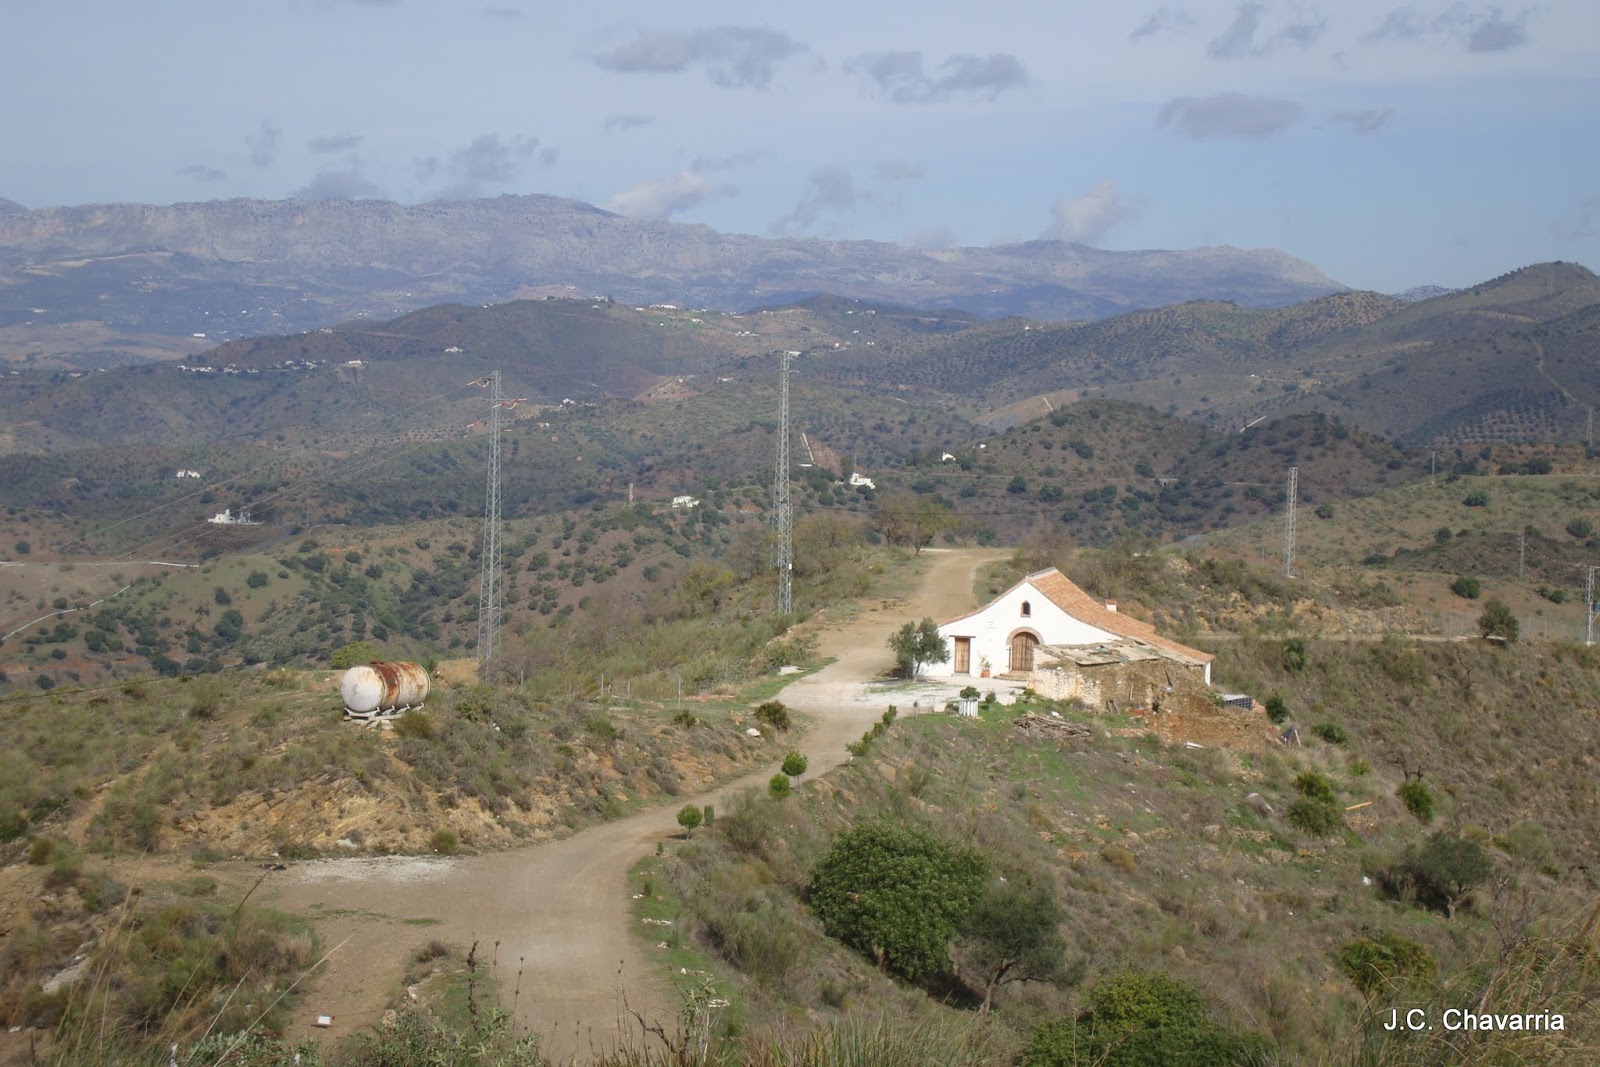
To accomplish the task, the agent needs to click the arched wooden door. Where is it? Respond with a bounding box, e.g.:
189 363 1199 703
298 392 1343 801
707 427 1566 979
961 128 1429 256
1009 631 1039 672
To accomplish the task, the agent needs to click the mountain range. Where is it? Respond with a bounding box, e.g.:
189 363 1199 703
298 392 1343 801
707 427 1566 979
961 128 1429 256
0 193 1344 366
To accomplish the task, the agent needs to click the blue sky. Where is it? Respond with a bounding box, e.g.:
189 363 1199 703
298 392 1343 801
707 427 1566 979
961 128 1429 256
4 0 1596 292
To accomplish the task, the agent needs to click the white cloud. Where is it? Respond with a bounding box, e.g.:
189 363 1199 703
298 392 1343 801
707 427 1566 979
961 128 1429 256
605 170 732 219
1045 179 1138 246
1158 92 1303 138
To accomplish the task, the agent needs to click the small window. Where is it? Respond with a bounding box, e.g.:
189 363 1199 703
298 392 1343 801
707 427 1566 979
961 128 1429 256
1020 600 1032 617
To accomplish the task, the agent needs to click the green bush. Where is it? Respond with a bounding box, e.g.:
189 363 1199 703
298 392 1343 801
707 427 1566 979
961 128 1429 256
1338 933 1437 997
393 711 435 740
428 829 458 854
1287 771 1343 836
1462 489 1489 507
1263 695 1288 724
755 700 791 731
781 750 809 778
1311 722 1348 746
1397 778 1436 823
1024 971 1271 1066
768 773 792 799
1450 576 1482 600
808 820 988 980
676 803 703 836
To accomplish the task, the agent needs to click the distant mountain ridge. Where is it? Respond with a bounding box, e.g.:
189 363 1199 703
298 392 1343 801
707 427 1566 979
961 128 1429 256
0 193 1345 363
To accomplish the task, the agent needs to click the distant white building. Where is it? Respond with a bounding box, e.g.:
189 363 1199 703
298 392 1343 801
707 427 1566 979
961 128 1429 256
671 495 700 509
848 472 875 489
208 508 262 526
174 469 202 479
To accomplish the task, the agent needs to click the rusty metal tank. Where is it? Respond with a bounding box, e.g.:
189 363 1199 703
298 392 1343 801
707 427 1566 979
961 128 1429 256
340 661 430 717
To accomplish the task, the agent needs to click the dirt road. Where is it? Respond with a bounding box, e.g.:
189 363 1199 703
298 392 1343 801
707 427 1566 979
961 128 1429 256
262 547 1006 1060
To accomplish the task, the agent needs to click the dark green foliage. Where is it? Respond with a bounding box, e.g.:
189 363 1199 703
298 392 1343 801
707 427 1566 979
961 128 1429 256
1311 722 1348 746
1023 971 1271 1066
781 750 808 778
1397 779 1436 823
1450 575 1482 599
1462 489 1490 507
768 773 792 799
1385 832 1494 917
1314 502 1335 519
1337 933 1437 997
246 570 270 588
954 879 1070 1011
1262 695 1288 723
677 803 703 835
808 820 989 980
755 700 791 731
1280 638 1308 672
1477 599 1519 642
888 617 949 677
1567 518 1595 540
1287 772 1343 836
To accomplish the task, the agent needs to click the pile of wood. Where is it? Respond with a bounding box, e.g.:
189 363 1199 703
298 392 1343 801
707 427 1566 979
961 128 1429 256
1013 713 1093 741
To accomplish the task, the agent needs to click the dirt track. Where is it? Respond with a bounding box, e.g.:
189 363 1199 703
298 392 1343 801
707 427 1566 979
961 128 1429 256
260 547 1006 1060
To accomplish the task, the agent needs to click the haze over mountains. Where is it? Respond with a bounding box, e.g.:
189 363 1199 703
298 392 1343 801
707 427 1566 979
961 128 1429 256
0 193 1345 365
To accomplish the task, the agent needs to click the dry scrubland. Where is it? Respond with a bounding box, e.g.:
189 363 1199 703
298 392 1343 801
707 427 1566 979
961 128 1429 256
642 631 1600 1064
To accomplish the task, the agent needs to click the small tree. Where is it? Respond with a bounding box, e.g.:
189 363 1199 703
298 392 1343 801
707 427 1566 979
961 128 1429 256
954 880 1068 1014
888 617 949 678
676 804 703 837
1389 832 1493 918
768 773 792 799
781 750 808 780
1477 599 1519 643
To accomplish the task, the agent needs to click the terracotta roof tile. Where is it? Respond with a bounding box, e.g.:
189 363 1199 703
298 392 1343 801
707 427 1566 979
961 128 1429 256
1026 568 1214 663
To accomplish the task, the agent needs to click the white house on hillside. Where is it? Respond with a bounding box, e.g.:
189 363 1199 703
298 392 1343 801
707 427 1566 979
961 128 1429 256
931 567 1212 685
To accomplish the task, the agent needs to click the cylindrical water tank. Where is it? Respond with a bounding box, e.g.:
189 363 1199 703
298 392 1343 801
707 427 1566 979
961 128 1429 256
340 661 430 716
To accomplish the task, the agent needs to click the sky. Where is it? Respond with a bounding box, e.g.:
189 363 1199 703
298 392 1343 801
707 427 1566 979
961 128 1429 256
4 0 1598 293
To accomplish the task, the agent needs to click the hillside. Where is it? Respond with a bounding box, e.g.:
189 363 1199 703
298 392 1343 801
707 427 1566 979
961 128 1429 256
0 194 1347 369
799 262 1600 445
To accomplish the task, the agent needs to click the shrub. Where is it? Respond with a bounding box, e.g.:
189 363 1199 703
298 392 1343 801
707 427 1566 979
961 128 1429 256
1263 695 1289 724
1024 971 1271 1066
1288 772 1343 836
1312 722 1349 746
1338 933 1437 997
1450 576 1482 600
672 709 699 728
768 774 792 799
755 701 791 731
676 803 703 836
393 711 435 740
27 837 54 865
429 829 458 854
1397 778 1436 823
1565 518 1593 540
781 750 809 779
246 570 270 588
808 820 988 980
1462 489 1489 507
1280 638 1308 672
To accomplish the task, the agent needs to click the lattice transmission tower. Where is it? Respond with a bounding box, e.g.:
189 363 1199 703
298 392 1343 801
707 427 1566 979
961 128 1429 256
476 370 504 682
1283 465 1298 578
774 351 796 615
1587 566 1598 646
